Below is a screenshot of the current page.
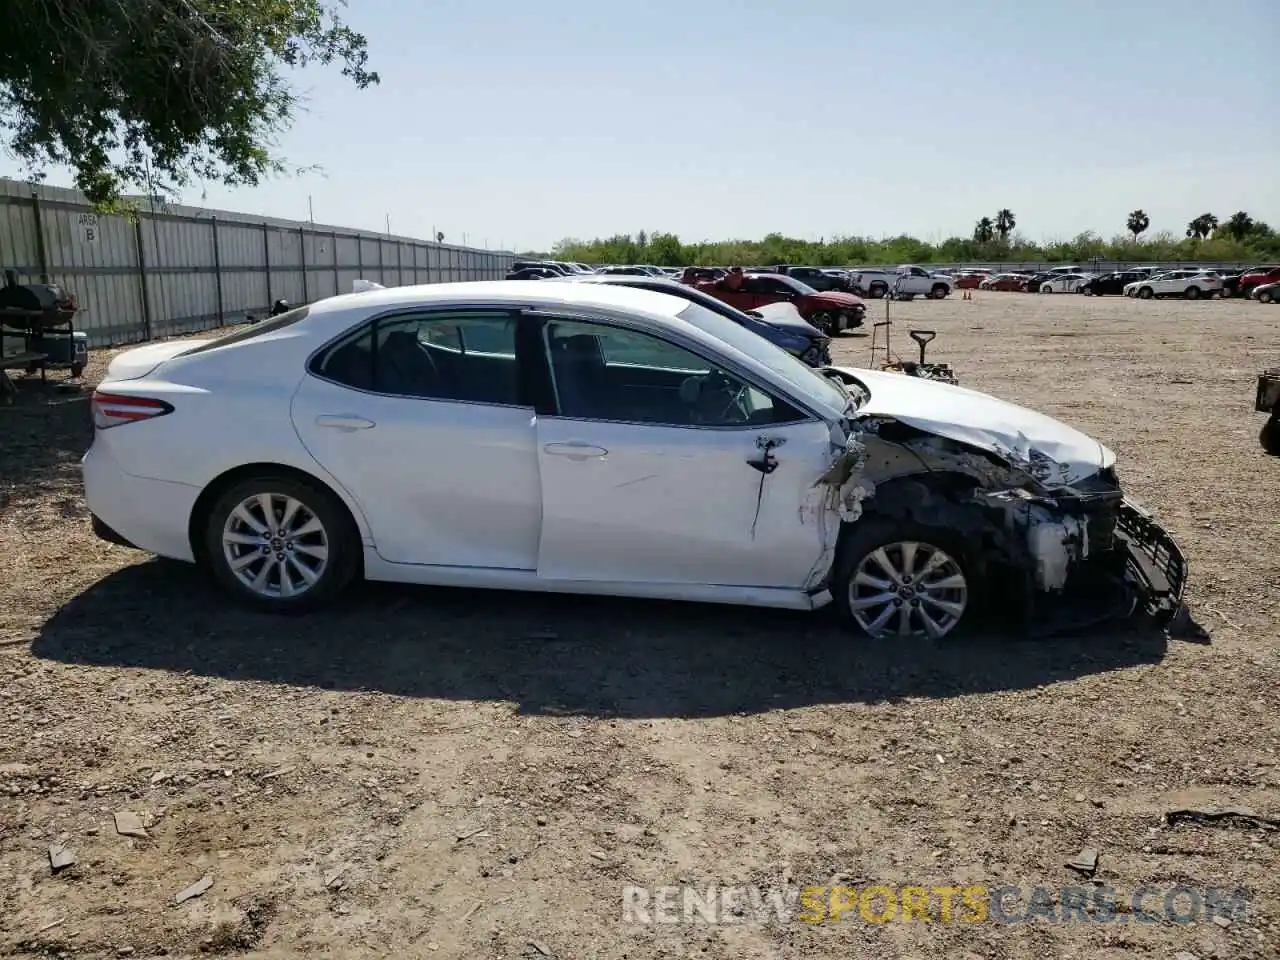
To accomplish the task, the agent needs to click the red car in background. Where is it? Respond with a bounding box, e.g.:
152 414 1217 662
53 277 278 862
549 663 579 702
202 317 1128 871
697 272 865 334
953 270 990 289
979 273 1029 292
1240 265 1280 296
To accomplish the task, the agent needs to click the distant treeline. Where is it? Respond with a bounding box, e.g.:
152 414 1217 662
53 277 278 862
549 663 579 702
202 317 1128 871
547 228 1280 268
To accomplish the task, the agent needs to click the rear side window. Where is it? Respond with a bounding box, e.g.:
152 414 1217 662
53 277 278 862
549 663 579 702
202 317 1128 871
310 310 522 405
180 306 311 356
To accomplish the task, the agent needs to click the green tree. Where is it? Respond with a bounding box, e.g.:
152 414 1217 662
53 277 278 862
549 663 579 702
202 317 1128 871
1221 211 1256 241
1126 209 1150 239
1186 213 1219 240
0 0 377 208
646 232 686 266
973 217 995 243
995 208 1016 240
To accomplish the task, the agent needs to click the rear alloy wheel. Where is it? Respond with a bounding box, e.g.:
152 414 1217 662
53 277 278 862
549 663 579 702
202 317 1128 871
1185 286 1201 300
1137 287 1154 299
834 519 975 639
931 283 949 299
204 475 359 612
869 283 888 299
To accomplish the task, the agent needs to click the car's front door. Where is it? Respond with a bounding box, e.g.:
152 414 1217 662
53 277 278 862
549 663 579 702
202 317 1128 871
531 316 834 588
291 309 542 569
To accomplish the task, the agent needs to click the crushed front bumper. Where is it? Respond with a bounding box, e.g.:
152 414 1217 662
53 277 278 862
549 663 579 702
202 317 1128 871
1115 498 1188 624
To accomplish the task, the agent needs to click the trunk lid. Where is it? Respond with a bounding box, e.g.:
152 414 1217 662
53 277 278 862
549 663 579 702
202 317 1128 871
103 340 209 382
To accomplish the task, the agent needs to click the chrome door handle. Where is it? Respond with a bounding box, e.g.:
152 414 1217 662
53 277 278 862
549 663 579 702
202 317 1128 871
543 441 608 460
315 414 376 430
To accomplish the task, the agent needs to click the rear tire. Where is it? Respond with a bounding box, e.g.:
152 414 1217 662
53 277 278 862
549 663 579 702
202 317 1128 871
1261 413 1280 456
202 474 361 613
869 282 888 299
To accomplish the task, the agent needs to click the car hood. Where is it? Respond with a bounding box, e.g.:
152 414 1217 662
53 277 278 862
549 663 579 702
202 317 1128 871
751 302 823 337
832 366 1115 485
808 291 865 308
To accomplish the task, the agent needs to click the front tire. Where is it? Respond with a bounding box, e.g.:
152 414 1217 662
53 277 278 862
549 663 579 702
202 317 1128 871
1258 288 1274 303
202 474 360 612
869 282 888 299
833 517 979 639
1137 287 1154 299
930 283 949 299
1262 413 1280 456
1184 286 1201 300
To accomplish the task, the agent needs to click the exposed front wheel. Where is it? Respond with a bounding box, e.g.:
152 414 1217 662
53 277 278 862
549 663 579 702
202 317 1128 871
203 475 360 612
1184 286 1201 300
1137 287 1154 299
809 311 835 335
834 518 978 639
930 284 949 299
1258 289 1274 303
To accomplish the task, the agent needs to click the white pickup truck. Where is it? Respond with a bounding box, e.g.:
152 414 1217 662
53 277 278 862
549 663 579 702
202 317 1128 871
852 265 954 299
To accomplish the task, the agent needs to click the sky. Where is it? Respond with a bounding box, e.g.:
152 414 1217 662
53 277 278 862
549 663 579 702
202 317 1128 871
2 0 1277 251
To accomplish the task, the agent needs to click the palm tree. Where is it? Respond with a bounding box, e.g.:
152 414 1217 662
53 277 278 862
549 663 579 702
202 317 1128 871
1185 213 1218 240
1223 211 1255 241
1126 210 1150 239
973 217 995 243
995 209 1016 240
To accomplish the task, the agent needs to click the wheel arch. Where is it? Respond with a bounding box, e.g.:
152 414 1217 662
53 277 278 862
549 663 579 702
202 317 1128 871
188 461 369 567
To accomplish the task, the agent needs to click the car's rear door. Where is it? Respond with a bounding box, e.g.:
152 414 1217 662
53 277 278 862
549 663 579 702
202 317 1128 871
291 309 542 569
529 313 833 588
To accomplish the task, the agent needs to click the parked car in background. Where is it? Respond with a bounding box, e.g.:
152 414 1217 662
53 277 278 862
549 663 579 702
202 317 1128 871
83 280 1186 638
852 266 953 299
1240 265 1280 297
1080 271 1153 296
697 272 866 335
1039 273 1093 294
979 273 1029 292
953 270 990 289
551 273 833 367
776 266 858 294
510 260 573 276
680 266 726 284
597 265 660 277
505 267 561 280
1124 270 1225 300
1251 281 1280 303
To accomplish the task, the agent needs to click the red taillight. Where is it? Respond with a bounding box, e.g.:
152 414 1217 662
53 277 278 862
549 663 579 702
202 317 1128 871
92 391 173 429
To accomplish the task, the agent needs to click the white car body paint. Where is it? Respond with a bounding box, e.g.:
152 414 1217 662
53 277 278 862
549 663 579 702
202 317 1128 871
83 281 1127 612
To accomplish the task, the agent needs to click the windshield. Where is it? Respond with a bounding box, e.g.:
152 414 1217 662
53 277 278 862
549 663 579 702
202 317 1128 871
774 274 820 296
675 302 847 416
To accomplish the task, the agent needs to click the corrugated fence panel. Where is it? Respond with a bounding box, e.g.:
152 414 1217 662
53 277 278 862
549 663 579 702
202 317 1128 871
0 178 517 346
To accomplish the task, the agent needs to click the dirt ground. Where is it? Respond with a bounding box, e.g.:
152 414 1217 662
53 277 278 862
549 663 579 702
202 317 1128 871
1 291 1278 960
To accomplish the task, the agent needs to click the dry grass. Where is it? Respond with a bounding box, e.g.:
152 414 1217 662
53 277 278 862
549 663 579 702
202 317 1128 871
1 291 1278 959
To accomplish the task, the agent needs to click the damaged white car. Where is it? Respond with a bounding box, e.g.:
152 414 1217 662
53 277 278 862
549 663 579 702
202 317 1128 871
83 281 1186 638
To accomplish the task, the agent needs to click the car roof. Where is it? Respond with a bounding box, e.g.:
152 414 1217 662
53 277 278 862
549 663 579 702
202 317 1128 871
306 280 729 348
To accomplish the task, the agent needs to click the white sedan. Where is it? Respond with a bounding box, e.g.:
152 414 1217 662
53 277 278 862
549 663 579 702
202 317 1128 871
1123 270 1225 299
1039 273 1094 294
83 282 1185 638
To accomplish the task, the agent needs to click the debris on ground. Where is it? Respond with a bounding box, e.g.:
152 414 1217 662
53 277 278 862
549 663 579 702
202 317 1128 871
1065 847 1098 876
47 845 75 873
1165 808 1280 831
113 811 148 838
173 874 214 905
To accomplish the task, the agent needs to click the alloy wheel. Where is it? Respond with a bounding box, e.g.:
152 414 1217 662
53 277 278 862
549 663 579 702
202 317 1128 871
847 541 968 639
221 493 330 599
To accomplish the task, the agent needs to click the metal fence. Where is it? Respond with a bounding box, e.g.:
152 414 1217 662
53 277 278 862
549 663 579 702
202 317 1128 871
0 178 518 348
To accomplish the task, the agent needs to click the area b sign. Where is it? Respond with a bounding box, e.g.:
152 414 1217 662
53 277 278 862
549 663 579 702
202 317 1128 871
79 212 99 243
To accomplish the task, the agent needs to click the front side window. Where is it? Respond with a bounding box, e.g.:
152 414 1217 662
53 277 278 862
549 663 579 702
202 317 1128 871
541 319 795 427
312 310 521 405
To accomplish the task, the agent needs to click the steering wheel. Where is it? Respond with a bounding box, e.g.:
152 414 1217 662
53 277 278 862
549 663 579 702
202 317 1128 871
682 372 750 425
